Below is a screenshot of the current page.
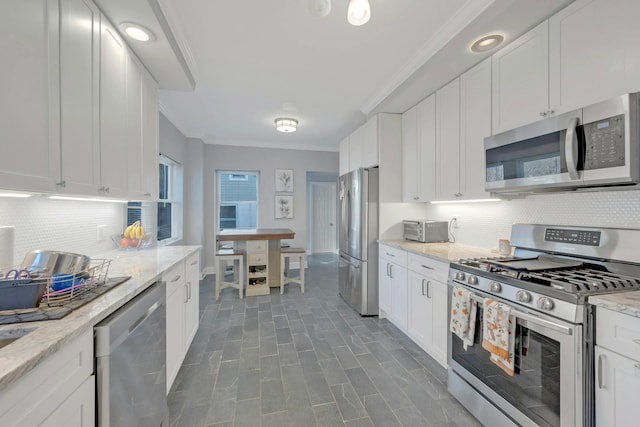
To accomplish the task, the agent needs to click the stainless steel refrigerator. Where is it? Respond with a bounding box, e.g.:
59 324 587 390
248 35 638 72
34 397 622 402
338 167 378 315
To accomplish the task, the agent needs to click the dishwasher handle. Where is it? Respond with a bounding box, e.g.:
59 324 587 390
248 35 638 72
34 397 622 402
95 281 166 357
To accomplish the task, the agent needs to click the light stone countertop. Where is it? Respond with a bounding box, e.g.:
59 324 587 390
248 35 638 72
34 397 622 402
589 291 640 318
379 239 497 263
0 245 200 392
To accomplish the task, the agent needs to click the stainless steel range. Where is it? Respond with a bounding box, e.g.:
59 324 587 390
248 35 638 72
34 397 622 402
447 224 640 427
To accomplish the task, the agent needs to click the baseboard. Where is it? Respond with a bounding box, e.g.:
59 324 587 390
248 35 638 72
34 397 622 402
202 266 216 278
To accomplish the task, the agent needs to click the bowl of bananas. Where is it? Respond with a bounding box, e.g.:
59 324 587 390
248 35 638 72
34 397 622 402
113 221 150 250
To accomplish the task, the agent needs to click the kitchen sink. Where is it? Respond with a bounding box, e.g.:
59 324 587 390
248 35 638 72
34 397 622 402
0 328 35 350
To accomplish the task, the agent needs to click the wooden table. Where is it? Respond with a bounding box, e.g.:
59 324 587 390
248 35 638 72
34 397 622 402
216 228 295 296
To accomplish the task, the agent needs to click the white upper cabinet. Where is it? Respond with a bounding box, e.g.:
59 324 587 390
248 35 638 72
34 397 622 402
402 95 436 202
373 113 402 202
549 0 632 114
59 0 100 195
435 78 461 200
127 53 158 200
459 58 492 200
361 117 378 168
492 21 550 134
0 0 60 192
348 124 364 172
141 70 159 199
99 17 127 198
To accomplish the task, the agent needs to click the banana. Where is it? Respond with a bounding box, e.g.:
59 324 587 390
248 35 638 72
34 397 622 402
124 223 135 238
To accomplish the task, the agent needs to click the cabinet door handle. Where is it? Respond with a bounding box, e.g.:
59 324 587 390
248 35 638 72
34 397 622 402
184 284 189 303
540 111 548 117
190 260 198 266
426 281 431 298
421 279 426 296
389 264 393 279
598 354 605 390
420 264 434 270
171 275 182 282
187 282 192 300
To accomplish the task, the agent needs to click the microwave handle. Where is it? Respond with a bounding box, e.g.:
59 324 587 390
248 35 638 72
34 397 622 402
565 117 580 180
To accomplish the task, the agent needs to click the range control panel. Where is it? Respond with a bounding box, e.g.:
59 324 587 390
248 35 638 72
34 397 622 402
545 228 601 246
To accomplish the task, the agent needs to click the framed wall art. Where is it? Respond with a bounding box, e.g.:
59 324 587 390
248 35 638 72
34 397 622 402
275 195 293 219
275 169 293 192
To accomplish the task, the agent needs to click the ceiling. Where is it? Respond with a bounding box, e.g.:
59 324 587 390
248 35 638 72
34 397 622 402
98 0 573 152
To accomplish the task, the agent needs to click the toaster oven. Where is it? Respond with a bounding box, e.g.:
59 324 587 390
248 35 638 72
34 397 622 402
402 220 448 243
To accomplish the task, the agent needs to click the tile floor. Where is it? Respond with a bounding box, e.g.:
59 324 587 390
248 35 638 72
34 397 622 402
168 254 482 427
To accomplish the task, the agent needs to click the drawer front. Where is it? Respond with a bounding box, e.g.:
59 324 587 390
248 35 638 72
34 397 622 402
164 261 186 294
407 253 449 280
248 254 267 265
247 240 267 253
186 252 199 270
379 244 407 266
596 307 640 362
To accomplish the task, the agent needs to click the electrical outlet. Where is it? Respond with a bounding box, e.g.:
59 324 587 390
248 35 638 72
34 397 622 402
97 225 107 242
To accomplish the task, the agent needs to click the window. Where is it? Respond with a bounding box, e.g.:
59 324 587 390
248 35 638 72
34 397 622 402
218 171 259 230
158 154 183 242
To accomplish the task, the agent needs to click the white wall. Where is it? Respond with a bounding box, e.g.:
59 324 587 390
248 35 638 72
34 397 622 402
409 188 640 252
0 197 124 267
203 145 339 269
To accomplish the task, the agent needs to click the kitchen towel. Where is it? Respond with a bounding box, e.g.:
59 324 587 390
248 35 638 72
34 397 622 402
0 226 15 270
482 298 516 376
449 286 478 350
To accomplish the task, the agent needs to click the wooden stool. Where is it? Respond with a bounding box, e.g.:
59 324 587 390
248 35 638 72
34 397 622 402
215 249 245 299
280 248 306 294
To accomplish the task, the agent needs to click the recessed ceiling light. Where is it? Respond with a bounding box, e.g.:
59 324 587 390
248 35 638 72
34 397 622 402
119 22 155 42
275 118 298 133
470 33 505 53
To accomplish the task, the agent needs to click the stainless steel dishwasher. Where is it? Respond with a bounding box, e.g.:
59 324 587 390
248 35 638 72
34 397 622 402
95 281 167 427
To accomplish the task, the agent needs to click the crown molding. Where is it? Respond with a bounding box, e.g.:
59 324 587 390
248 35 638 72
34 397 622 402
360 0 495 115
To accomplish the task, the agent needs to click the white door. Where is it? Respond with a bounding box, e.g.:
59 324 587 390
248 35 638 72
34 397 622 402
309 181 337 253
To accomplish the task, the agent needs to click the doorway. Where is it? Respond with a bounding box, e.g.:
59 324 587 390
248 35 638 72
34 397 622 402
306 172 338 254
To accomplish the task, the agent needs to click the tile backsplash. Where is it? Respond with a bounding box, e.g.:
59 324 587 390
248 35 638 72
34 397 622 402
0 197 125 266
425 188 640 251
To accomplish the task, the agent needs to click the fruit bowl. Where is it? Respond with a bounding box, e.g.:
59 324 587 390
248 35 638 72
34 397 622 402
112 234 151 250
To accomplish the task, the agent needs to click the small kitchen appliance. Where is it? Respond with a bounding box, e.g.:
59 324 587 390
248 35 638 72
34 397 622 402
485 92 640 194
447 223 640 427
402 219 448 242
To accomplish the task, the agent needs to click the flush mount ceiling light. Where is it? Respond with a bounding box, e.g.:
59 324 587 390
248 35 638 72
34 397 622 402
119 22 156 42
470 33 505 53
308 0 332 17
275 118 298 133
348 0 371 26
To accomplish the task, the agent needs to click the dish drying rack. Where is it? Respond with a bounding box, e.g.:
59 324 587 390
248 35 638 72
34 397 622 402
41 259 112 307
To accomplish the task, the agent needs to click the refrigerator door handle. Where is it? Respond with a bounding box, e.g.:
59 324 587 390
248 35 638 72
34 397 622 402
339 254 361 269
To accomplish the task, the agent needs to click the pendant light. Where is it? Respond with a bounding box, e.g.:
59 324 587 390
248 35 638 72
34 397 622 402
348 0 371 26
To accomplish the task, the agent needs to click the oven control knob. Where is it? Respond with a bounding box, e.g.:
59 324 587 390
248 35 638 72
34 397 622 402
516 290 532 303
537 297 555 311
489 281 502 293
467 275 478 286
455 271 466 281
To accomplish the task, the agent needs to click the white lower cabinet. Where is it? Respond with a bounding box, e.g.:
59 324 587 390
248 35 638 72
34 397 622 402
40 376 94 427
165 251 201 393
185 252 200 346
378 244 408 331
406 254 449 367
0 330 94 427
388 262 408 331
595 306 640 425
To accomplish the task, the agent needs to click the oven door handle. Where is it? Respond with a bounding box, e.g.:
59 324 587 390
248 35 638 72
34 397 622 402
468 293 573 336
565 117 580 180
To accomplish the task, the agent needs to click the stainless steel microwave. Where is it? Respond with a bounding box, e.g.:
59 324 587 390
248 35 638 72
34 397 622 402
484 92 640 193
